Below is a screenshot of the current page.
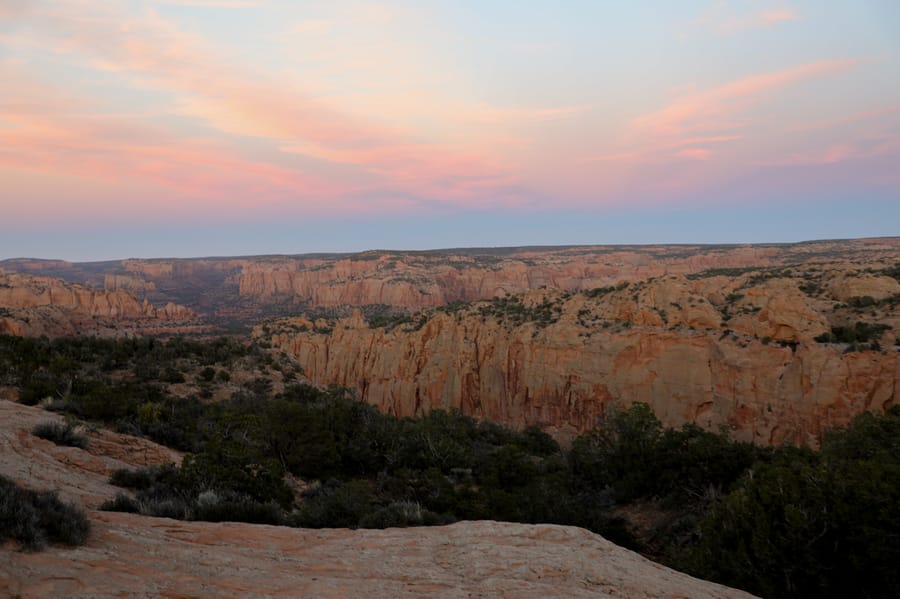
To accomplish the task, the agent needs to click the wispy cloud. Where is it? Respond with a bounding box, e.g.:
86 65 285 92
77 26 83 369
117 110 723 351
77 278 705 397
569 59 862 203
632 60 858 140
0 64 352 212
7 1 529 208
791 103 900 132
676 148 713 160
690 2 799 35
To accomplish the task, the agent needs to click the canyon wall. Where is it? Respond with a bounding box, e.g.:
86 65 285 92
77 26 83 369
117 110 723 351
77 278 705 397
236 246 789 308
3 239 898 324
265 272 899 445
0 273 198 337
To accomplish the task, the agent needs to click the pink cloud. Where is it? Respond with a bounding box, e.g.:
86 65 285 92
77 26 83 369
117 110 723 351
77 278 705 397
632 60 858 139
760 9 799 25
676 148 713 160
14 2 520 207
681 135 744 145
566 59 862 205
0 65 354 215
791 103 900 132
691 3 800 35
579 152 639 164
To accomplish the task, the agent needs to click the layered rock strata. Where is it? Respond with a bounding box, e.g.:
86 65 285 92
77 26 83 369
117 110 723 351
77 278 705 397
0 273 197 337
265 274 898 445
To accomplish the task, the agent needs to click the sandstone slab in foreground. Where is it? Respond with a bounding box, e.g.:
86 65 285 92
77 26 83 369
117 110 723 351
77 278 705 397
2 515 757 599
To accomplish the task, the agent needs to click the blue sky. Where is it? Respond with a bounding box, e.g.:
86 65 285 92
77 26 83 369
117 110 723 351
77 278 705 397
1 1 898 260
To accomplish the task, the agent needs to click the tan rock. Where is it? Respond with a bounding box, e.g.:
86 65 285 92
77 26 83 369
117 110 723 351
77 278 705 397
827 274 900 302
103 274 156 294
0 273 198 337
727 279 829 342
266 283 896 447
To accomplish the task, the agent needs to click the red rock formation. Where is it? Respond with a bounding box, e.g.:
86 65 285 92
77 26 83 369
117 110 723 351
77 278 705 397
4 239 898 325
232 240 900 311
826 274 900 302
103 274 157 295
0 273 198 337
265 277 898 446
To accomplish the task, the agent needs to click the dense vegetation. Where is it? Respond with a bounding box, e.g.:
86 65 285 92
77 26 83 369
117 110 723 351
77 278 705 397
1 334 898 597
0 475 90 551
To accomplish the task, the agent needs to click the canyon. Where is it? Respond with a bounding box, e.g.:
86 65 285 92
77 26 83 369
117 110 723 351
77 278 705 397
2 239 897 597
2 238 898 445
4 238 898 322
261 261 899 446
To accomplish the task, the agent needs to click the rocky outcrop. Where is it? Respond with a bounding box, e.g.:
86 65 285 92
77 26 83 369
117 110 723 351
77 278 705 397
103 274 157 295
0 273 193 319
827 274 900 302
233 240 900 310
0 400 756 599
0 273 198 337
0 400 181 507
3 514 758 599
725 279 830 342
235 247 790 308
265 278 898 446
3 238 898 325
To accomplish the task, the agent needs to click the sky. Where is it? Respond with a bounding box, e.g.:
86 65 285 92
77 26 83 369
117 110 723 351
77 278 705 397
1 0 899 261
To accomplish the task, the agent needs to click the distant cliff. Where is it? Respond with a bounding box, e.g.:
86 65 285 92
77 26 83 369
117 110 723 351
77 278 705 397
0 273 199 337
4 239 898 324
263 269 899 446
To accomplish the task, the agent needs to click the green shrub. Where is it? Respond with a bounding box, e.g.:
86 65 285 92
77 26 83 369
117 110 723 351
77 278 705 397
295 479 377 528
140 497 191 520
162 367 185 384
816 322 891 344
0 475 90 551
109 466 161 490
193 490 284 525
99 492 141 513
32 421 89 449
686 409 900 598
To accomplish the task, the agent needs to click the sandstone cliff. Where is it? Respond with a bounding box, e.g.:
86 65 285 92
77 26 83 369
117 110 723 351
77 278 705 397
236 240 900 310
103 274 157 295
264 271 898 446
0 273 199 337
236 246 788 308
3 238 897 324
0 399 756 598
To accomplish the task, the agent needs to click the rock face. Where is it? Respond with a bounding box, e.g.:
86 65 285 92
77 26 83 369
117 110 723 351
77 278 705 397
3 238 897 325
0 399 181 507
826 274 900 302
235 246 789 308
0 399 756 599
0 273 198 337
266 272 899 446
103 274 157 295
